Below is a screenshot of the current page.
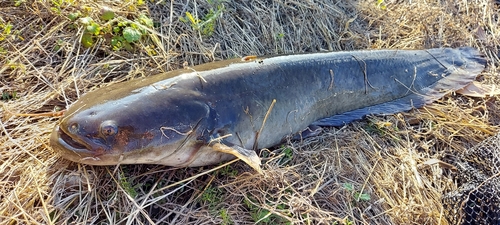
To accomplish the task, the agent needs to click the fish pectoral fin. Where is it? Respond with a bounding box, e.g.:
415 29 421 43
211 143 263 174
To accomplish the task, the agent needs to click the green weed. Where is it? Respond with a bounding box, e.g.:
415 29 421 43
274 146 294 166
201 185 224 208
217 164 239 177
53 2 155 51
50 0 76 14
244 198 291 225
119 171 138 198
0 22 13 43
343 183 370 202
179 0 226 36
219 208 232 225
333 218 355 225
365 118 397 135
200 184 234 224
2 91 18 102
275 33 285 40
14 0 25 6
376 0 387 10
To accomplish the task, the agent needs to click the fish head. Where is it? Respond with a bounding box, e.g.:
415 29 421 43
51 87 216 166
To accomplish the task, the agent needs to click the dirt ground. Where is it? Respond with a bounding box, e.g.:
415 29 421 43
1 0 500 224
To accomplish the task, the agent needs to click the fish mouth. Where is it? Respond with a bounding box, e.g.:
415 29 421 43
51 125 108 163
57 126 89 151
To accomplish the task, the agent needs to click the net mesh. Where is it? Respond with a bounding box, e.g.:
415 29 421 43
443 132 500 224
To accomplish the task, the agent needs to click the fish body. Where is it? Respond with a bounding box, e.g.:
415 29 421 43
50 48 486 171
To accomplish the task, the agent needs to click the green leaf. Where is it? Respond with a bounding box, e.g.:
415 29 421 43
138 14 153 27
14 0 25 6
3 23 13 35
112 26 121 34
122 27 141 43
120 176 138 198
179 16 187 23
68 12 80 21
129 23 139 29
117 21 127 27
343 183 354 192
256 210 271 223
81 33 94 48
86 23 100 35
185 12 199 25
111 36 122 50
100 7 115 21
356 193 371 201
54 39 65 51
79 17 93 25
376 0 387 10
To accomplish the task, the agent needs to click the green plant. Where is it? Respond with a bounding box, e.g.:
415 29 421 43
14 0 25 6
53 39 65 51
179 0 226 36
0 22 13 42
50 0 76 14
376 0 387 10
62 4 154 51
199 184 235 224
119 171 138 198
100 7 114 21
333 218 355 225
0 21 11 53
135 0 145 6
201 185 224 208
2 91 18 102
343 183 370 202
7 62 26 74
219 208 232 225
275 33 285 40
243 198 291 225
364 119 391 135
278 146 293 165
218 164 239 177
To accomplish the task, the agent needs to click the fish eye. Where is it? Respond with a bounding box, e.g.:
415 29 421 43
100 120 118 137
68 123 79 134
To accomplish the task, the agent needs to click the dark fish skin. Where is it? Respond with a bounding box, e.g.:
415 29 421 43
50 47 486 172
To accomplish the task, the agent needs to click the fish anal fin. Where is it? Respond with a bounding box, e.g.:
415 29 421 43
211 143 263 174
292 125 323 140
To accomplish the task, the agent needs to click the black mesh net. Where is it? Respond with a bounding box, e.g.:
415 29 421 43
443 133 500 224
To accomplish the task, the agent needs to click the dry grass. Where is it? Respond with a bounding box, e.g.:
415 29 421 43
1 0 500 224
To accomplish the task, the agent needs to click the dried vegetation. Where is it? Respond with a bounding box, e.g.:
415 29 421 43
1 0 499 224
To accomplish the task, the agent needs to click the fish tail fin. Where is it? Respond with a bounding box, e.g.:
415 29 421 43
313 47 486 126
